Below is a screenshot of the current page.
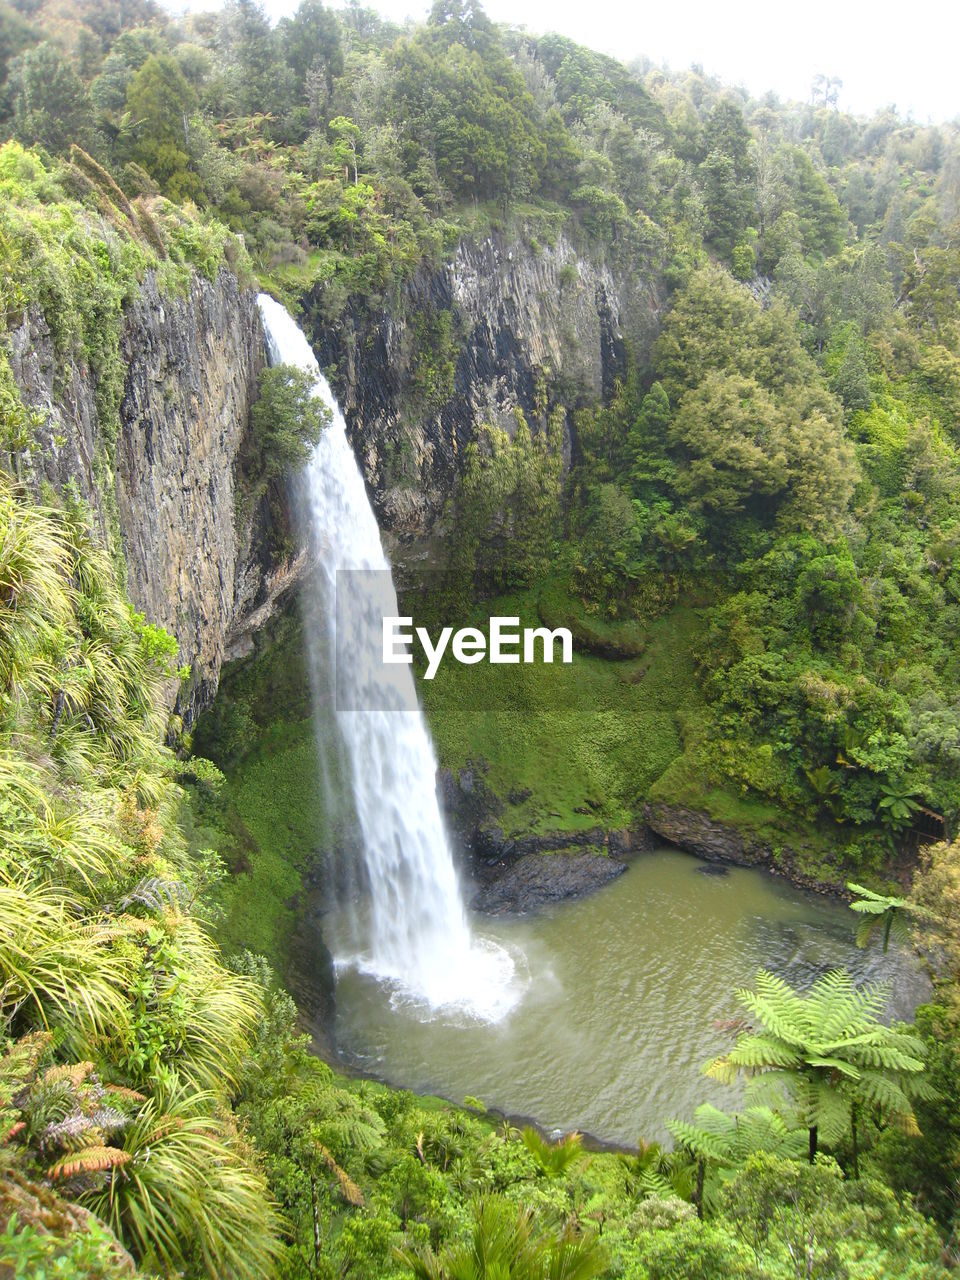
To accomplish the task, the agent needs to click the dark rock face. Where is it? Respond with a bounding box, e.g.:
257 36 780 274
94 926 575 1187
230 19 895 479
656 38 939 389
310 232 663 551
642 801 774 867
643 801 846 895
115 271 294 721
438 765 651 912
7 268 299 724
470 851 627 914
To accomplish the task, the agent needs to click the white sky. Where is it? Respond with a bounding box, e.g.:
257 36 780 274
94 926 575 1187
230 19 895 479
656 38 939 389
164 0 960 123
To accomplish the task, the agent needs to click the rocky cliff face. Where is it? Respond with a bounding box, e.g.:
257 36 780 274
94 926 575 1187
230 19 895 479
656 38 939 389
310 231 663 553
7 268 293 723
5 232 662 717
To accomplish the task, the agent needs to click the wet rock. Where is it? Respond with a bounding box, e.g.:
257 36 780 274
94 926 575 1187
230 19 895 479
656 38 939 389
6 269 297 724
643 801 846 895
470 850 627 914
643 801 773 866
311 232 663 549
286 885 337 1054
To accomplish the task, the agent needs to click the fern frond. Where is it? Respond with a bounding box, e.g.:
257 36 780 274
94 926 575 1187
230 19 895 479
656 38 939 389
42 1060 94 1088
317 1142 364 1206
49 1144 131 1179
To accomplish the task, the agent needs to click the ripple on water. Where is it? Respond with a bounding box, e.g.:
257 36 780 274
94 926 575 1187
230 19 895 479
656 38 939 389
326 849 931 1144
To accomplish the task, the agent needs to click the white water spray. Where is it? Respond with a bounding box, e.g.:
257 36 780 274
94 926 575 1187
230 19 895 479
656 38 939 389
257 295 520 1020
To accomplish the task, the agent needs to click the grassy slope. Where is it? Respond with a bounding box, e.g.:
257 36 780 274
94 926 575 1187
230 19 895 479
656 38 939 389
418 589 704 835
188 606 331 970
192 583 843 969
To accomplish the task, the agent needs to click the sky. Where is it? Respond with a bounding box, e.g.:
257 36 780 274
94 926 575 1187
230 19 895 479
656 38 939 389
165 0 960 123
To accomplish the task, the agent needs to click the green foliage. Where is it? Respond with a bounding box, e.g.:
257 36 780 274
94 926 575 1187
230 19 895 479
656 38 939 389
520 1128 585 1179
667 1104 806 1211
401 1193 606 1280
420 594 701 835
847 882 923 952
705 969 930 1162
247 362 330 485
0 478 279 1277
123 55 201 201
3 5 960 1274
449 410 564 596
8 42 92 155
0 1211 133 1280
654 266 857 536
722 1152 950 1280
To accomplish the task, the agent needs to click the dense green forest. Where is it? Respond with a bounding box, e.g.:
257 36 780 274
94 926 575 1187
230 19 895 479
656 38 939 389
2 0 960 1275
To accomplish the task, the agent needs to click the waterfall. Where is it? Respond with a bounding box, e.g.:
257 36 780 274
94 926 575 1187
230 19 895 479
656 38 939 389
257 295 519 1021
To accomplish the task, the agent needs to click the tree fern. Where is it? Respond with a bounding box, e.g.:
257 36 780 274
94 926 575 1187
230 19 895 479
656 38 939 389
847 881 926 952
705 968 927 1163
668 1104 806 1211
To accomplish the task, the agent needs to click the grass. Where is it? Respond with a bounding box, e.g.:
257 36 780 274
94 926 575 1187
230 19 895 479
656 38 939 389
418 590 705 835
538 576 646 658
187 604 340 971
185 719 329 968
647 730 848 876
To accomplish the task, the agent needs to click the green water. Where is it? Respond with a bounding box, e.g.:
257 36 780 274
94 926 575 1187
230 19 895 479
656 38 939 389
327 849 930 1145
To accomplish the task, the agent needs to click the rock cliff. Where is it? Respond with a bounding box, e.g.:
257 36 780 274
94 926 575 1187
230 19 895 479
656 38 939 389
310 231 663 551
6 268 293 723
5 231 663 718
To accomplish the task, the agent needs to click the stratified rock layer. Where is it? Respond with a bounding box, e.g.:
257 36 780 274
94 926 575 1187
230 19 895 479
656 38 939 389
312 231 663 549
7 268 295 722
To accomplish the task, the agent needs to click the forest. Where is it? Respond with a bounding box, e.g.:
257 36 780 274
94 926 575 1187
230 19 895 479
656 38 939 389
1 0 960 1275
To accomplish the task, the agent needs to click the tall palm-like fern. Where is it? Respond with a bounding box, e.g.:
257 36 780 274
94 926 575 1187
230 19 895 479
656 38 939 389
91 1090 281 1280
521 1127 586 1178
847 881 927 952
704 969 928 1165
667 1104 806 1212
401 1194 606 1280
622 1139 695 1204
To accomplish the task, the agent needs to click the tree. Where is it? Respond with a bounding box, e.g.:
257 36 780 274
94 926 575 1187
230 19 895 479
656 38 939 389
329 115 361 184
248 365 330 483
705 969 928 1168
9 43 92 154
847 882 924 953
669 371 789 518
217 0 293 120
699 100 755 261
123 54 200 198
279 0 343 98
722 1152 948 1280
654 267 857 536
0 2 38 88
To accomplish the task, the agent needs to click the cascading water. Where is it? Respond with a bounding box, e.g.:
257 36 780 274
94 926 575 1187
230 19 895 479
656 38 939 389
257 295 521 1021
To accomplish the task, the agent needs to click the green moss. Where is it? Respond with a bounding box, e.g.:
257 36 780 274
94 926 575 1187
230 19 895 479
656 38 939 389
189 604 348 972
419 593 704 834
648 733 846 874
195 720 325 967
538 575 646 658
